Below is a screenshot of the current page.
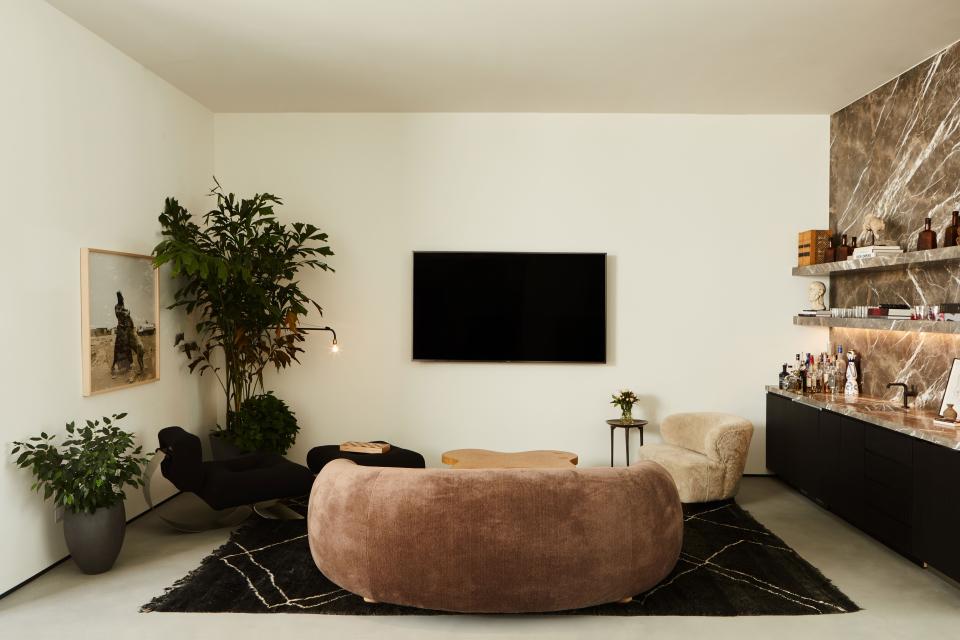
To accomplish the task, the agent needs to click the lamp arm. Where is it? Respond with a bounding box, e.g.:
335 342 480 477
299 325 338 351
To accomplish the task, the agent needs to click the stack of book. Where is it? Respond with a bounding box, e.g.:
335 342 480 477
852 245 903 259
868 307 913 318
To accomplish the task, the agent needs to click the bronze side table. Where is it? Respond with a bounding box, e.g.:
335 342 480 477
607 419 647 466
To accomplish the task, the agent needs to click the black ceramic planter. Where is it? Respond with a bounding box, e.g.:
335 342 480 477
209 432 247 460
62 503 126 574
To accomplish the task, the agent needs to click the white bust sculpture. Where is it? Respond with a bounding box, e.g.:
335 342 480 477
808 281 827 311
860 215 886 246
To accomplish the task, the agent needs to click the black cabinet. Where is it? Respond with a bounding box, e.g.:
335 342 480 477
913 440 960 582
765 393 821 500
833 416 865 528
765 393 959 575
766 392 790 479
817 410 842 509
861 423 915 559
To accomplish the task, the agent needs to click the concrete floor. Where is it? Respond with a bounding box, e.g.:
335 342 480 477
1 477 958 639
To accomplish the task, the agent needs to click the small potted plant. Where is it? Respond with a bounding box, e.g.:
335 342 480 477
211 393 300 458
611 390 640 421
11 414 151 574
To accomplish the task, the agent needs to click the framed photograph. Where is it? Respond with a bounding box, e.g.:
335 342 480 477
81 248 160 396
938 357 960 417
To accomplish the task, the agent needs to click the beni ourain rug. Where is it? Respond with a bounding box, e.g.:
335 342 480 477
142 499 859 616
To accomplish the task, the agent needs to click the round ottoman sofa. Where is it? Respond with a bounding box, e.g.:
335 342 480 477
307 459 682 613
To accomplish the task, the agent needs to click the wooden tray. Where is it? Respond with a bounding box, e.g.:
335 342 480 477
339 441 391 454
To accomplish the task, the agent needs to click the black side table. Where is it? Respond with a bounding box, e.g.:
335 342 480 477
607 419 647 466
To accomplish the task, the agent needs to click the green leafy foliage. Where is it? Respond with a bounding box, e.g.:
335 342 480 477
11 414 152 514
152 179 334 431
223 393 300 456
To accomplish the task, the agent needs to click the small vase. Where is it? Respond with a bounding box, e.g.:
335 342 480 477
943 404 958 421
621 407 633 422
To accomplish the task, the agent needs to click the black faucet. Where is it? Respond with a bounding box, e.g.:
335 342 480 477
887 382 917 409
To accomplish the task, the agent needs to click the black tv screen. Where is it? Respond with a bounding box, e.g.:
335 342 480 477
413 252 606 362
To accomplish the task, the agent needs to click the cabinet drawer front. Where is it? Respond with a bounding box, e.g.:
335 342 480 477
865 450 912 488
864 477 912 525
840 418 865 475
863 505 914 557
865 426 913 467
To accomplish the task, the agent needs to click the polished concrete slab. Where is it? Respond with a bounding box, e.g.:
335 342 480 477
1 477 958 639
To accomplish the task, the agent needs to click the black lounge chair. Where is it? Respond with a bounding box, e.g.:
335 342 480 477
144 426 315 531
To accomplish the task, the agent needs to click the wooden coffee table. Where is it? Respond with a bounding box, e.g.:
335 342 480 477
441 448 578 469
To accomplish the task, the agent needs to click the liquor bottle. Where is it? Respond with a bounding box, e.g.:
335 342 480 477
836 234 851 260
821 353 830 393
795 354 805 392
825 355 836 394
834 345 846 394
824 238 836 262
779 364 789 390
945 210 960 247
918 217 937 250
811 354 820 393
848 236 858 259
789 366 802 392
844 350 860 396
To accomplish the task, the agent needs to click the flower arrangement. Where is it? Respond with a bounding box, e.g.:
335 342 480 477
611 390 639 421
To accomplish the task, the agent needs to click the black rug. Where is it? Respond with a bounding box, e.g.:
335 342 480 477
142 500 859 616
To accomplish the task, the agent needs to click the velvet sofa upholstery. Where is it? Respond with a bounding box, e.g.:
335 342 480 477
636 412 753 503
307 459 682 613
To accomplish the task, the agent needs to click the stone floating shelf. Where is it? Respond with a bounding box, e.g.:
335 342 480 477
793 315 960 335
791 245 960 276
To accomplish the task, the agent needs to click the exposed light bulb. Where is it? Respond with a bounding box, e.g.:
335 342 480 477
330 342 340 354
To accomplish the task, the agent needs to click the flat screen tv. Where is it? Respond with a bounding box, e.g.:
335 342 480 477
413 252 606 362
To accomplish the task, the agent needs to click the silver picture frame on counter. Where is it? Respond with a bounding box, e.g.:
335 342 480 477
938 357 960 417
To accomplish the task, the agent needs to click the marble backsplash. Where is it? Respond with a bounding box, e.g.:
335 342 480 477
830 41 960 247
825 40 960 411
830 261 960 308
831 328 957 410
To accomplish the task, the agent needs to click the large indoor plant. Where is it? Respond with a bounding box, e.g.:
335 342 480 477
11 414 151 574
152 181 333 453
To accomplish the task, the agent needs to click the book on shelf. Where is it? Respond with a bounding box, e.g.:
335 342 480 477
852 245 904 258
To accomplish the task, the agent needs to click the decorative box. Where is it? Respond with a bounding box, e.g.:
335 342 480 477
798 230 831 267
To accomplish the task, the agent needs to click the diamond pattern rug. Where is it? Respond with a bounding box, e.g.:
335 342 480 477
142 499 859 616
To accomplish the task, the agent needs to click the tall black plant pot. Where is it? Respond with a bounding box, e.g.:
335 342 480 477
62 503 126 574
209 432 247 460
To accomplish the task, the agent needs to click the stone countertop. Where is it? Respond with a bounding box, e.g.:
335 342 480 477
765 386 960 451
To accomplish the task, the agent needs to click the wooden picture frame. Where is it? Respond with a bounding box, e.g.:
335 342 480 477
938 357 960 417
81 248 160 396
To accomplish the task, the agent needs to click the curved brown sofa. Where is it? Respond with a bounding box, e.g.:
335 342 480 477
307 459 682 613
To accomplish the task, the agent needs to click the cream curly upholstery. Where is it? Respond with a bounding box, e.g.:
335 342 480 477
636 412 753 503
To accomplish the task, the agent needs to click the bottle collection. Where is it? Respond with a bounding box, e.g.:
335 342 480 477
799 211 960 269
824 232 903 262
778 345 852 395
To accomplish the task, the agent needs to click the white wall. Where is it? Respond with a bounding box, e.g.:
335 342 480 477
214 113 829 477
0 0 214 593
